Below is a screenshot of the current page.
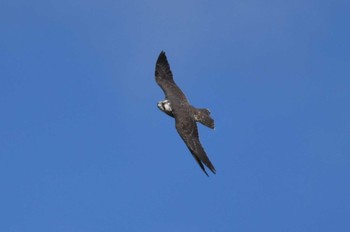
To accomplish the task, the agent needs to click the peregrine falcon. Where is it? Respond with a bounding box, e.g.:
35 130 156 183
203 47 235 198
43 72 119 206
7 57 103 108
155 51 216 176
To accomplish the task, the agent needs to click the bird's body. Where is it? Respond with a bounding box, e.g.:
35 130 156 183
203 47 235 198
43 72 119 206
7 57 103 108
155 51 216 176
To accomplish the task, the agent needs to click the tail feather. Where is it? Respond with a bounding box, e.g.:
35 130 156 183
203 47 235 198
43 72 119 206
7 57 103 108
194 108 215 129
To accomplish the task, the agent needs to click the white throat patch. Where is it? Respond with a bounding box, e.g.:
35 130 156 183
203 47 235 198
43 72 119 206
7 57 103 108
163 101 172 112
158 100 172 113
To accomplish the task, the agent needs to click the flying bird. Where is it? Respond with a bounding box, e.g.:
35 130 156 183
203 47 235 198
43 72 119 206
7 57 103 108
155 51 216 176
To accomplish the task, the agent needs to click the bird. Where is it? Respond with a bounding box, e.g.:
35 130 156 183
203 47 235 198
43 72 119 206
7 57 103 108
155 51 216 176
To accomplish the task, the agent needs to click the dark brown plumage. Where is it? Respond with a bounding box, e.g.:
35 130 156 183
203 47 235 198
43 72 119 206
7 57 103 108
155 51 216 176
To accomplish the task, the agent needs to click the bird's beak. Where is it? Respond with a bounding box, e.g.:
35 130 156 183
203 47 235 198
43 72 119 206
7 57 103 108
157 102 163 111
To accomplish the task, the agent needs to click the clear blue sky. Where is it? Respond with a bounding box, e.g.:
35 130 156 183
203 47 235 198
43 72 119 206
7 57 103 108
1 0 349 231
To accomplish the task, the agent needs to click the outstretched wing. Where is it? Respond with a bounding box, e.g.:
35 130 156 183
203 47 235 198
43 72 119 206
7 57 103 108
173 107 216 176
155 51 215 176
155 51 187 101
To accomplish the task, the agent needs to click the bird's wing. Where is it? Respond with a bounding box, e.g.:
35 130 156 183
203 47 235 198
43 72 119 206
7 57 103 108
155 51 187 101
173 106 216 176
155 51 215 175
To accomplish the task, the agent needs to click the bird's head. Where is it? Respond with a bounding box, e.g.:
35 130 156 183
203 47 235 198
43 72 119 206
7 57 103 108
157 99 174 117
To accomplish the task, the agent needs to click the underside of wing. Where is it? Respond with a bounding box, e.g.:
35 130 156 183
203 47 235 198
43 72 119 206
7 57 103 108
155 51 174 84
174 109 216 176
155 51 175 95
155 51 186 100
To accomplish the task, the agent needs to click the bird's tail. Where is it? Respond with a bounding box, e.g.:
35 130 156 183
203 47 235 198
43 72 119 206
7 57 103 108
194 108 215 129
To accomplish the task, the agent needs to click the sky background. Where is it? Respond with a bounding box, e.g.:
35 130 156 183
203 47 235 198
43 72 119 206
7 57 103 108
1 0 350 231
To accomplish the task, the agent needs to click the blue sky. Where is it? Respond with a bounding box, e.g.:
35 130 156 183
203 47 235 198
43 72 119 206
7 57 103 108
1 0 349 231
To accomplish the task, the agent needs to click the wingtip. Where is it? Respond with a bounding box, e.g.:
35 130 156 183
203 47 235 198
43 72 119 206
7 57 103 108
159 50 166 58
156 50 168 65
155 50 174 83
200 159 216 177
207 164 216 175
203 167 216 177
